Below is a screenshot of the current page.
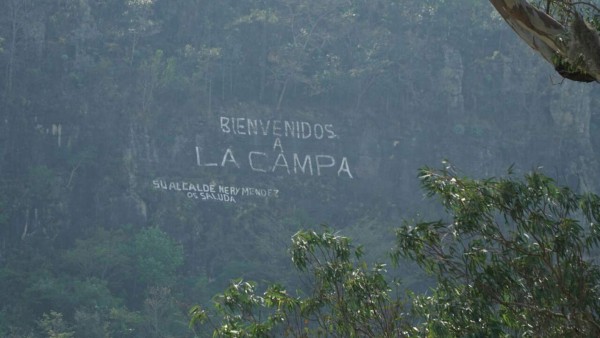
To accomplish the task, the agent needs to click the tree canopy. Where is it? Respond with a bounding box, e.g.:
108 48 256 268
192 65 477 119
191 165 600 337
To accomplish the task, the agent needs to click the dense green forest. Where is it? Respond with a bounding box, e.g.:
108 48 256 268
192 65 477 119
0 0 599 336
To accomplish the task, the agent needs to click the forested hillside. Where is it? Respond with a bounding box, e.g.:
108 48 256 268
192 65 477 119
0 0 599 336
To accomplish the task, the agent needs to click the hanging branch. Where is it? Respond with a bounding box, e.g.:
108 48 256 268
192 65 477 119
489 0 600 83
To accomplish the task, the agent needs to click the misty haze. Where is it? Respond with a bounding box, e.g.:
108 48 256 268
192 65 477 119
1 0 600 337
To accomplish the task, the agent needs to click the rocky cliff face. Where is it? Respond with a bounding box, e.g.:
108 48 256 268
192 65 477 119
0 0 598 286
